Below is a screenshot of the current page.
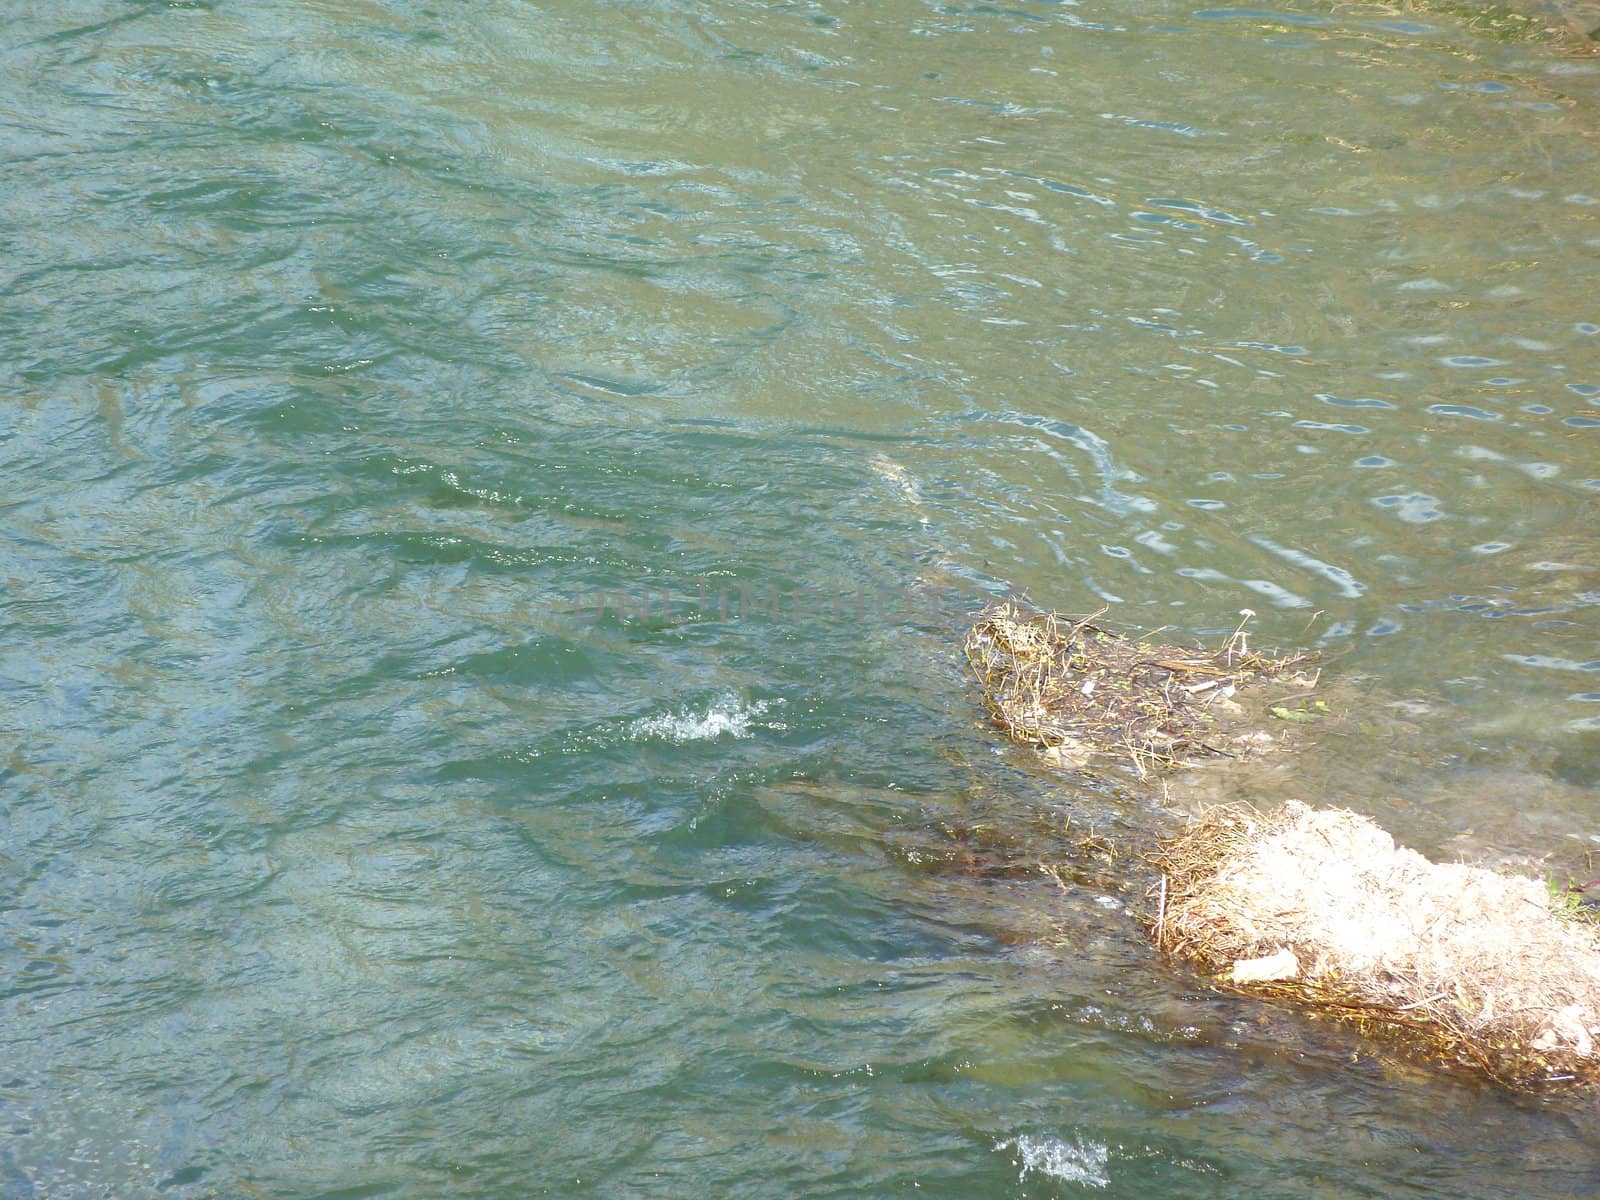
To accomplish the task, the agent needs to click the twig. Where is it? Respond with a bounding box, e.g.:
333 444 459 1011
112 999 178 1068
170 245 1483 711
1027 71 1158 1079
1396 992 1450 1012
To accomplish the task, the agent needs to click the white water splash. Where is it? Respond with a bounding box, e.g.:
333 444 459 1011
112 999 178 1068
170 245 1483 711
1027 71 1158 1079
628 696 776 743
997 1132 1110 1188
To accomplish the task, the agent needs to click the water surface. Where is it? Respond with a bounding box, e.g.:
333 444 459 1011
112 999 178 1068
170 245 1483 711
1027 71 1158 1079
2 1 1599 1196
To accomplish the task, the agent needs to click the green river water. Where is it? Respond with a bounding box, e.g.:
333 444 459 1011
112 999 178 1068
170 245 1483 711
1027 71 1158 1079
3 1 1599 1196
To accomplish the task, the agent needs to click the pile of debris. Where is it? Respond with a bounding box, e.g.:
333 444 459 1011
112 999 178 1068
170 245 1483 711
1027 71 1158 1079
1149 801 1600 1089
964 602 1314 774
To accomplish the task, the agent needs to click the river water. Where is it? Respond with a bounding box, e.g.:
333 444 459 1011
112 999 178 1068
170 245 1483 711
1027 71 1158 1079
3 1 1598 1196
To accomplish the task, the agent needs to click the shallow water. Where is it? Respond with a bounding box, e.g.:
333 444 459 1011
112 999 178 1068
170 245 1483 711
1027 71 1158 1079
2 1 1598 1196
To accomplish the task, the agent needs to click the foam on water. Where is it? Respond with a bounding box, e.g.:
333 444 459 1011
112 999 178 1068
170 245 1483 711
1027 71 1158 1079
996 1132 1110 1188
628 696 777 743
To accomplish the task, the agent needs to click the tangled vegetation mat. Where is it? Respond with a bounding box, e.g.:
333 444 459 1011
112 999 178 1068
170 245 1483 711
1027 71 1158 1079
1148 802 1600 1090
961 602 1600 1091
963 602 1316 775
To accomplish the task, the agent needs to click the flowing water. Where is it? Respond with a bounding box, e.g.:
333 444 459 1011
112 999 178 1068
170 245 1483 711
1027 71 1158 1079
3 1 1599 1196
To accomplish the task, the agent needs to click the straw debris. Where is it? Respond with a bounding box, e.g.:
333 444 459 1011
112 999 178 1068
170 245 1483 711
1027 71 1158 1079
964 602 1314 774
1148 801 1600 1088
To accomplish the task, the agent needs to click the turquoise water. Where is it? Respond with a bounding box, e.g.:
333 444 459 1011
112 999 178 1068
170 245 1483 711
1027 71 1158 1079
2 1 1598 1196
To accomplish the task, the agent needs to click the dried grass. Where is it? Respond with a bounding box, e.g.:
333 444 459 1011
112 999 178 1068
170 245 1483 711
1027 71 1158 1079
963 601 1315 774
1148 801 1600 1089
